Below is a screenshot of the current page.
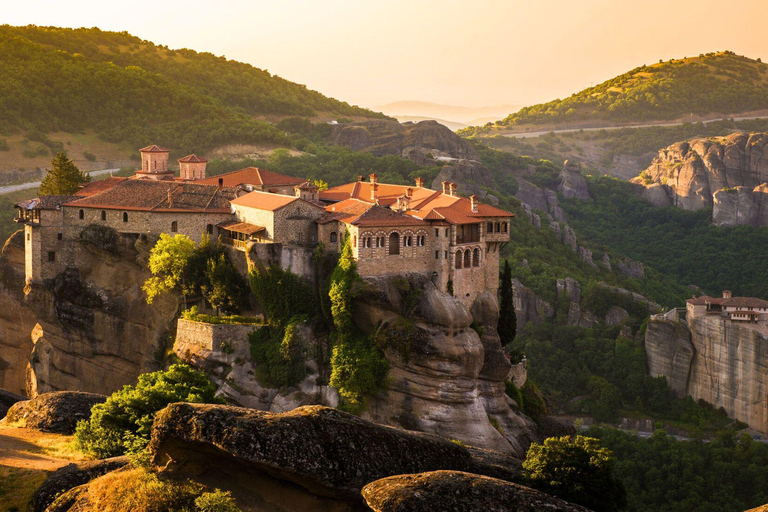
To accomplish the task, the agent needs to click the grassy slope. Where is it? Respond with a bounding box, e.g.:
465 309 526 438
462 51 768 135
0 25 386 158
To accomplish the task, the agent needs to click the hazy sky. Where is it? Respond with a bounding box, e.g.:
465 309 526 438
6 0 768 109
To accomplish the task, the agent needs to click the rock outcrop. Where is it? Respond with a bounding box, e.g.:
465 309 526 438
33 457 129 512
0 229 180 397
149 403 518 501
633 132 768 224
0 388 26 418
3 391 105 433
361 471 589 512
357 274 540 456
558 160 590 200
646 308 768 431
330 119 478 161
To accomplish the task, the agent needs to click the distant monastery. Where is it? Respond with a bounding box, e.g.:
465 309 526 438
15 145 513 306
686 290 768 330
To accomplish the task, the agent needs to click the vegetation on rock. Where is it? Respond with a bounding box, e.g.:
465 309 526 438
38 152 90 195
74 364 220 457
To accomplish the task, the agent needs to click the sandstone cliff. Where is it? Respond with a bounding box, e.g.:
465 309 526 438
646 309 768 432
0 229 179 397
633 132 768 223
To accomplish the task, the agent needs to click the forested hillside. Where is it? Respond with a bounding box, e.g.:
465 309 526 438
0 25 384 154
462 51 768 135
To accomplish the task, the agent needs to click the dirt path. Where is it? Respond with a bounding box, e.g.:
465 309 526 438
0 426 76 471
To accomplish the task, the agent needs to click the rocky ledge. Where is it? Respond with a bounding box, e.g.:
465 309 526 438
362 470 590 512
3 391 105 434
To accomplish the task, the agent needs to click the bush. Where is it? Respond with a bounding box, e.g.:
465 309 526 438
83 150 96 161
195 490 240 512
181 306 262 325
249 321 308 388
523 435 626 512
249 265 318 326
74 364 221 457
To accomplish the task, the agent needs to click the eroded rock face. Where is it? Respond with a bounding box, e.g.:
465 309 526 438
712 184 768 226
558 160 590 200
645 317 694 397
361 471 589 512
357 274 540 456
634 132 768 221
3 391 105 434
33 456 129 512
149 403 514 501
0 229 180 397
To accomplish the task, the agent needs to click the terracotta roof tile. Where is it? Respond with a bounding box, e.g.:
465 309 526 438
216 220 265 235
16 195 81 211
65 180 231 212
76 177 127 197
351 205 428 227
687 295 768 308
178 154 208 163
230 190 323 213
195 167 305 188
139 145 170 153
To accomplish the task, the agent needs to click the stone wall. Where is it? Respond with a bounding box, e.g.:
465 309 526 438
175 318 259 356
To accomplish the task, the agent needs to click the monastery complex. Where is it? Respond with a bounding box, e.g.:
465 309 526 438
15 145 513 307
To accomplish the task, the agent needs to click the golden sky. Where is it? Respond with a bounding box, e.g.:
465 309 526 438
6 0 768 109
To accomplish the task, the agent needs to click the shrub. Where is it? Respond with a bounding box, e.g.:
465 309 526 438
181 306 263 325
520 381 548 423
523 435 626 512
249 265 318 326
0 139 8 151
249 321 308 388
195 490 240 512
74 364 221 457
83 150 96 161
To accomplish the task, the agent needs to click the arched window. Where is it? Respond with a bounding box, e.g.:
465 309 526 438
455 250 463 269
100 210 106 221
353 235 357 247
171 221 178 233
473 248 480 267
495 222 501 233
122 212 128 223
404 235 412 247
79 209 84 220
207 224 213 234
502 222 508 233
330 232 337 243
464 249 471 267
389 232 400 255
487 222 493 234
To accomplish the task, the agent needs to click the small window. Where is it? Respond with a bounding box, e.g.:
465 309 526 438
389 232 400 255
57 233 62 240
445 228 449 236
101 210 106 221
435 250 439 259
444 250 448 259
48 251 56 262
353 235 357 247
26 232 30 241
495 222 501 233
502 222 508 233
330 232 337 243
123 212 128 223
79 209 84 220
487 222 493 234
464 249 471 267
473 248 480 267
207 224 213 234
171 221 178 233
434 229 439 237
455 250 462 269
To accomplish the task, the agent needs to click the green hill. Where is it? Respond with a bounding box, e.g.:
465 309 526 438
0 25 385 154
462 51 768 136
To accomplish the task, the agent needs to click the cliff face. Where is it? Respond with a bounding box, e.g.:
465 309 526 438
646 310 768 432
634 132 768 219
0 229 179 397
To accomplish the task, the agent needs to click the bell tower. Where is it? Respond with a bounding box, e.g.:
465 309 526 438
178 154 208 181
136 145 174 180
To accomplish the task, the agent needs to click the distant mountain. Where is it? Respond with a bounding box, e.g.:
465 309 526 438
0 25 385 155
377 101 523 128
462 51 768 135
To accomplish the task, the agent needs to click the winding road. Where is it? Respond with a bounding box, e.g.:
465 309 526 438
0 168 121 195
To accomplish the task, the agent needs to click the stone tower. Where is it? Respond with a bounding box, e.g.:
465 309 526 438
178 154 208 181
136 145 174 181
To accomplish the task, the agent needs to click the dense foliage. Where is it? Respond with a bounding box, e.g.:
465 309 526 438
248 321 309 388
589 426 768 512
523 435 626 512
328 233 388 412
249 265 319 326
498 260 517 348
0 25 383 152
74 364 220 457
561 176 768 299
38 152 90 195
462 51 768 134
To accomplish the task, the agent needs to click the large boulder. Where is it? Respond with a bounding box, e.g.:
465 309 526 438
361 471 590 512
33 457 129 512
3 391 106 433
557 160 590 200
149 403 518 501
0 388 27 419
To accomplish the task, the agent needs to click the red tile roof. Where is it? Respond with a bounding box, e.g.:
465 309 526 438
195 167 305 188
351 205 429 227
230 190 323 212
16 195 81 211
178 154 208 163
687 295 768 308
139 145 170 153
76 177 127 197
64 180 231 213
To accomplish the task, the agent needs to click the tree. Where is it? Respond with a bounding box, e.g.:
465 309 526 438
74 364 220 457
498 259 517 347
143 233 195 304
202 252 249 315
39 152 91 195
523 435 626 512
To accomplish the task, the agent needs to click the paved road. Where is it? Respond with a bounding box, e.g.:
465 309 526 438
504 115 768 139
0 168 121 195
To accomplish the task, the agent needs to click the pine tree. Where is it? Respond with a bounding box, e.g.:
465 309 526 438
39 152 91 195
498 259 517 346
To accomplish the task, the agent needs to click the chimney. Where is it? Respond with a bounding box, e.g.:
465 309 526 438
406 187 413 198
371 182 379 202
723 290 732 299
370 173 378 185
470 195 478 213
415 177 424 188
442 181 449 194
218 177 224 190
449 182 458 196
358 175 364 182
167 190 173 208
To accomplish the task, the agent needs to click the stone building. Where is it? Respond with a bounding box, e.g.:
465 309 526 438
15 146 513 303
687 291 768 329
